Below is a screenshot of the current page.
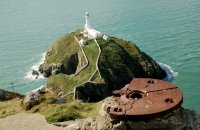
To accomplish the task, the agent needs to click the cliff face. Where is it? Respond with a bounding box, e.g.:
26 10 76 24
93 97 200 130
39 29 166 101
97 37 165 91
0 89 24 101
52 97 200 130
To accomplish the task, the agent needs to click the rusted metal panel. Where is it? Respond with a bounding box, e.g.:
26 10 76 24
108 78 183 119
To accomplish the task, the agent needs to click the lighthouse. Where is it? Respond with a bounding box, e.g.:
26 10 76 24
84 11 91 29
84 12 103 39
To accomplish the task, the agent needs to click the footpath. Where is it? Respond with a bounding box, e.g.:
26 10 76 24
0 113 65 130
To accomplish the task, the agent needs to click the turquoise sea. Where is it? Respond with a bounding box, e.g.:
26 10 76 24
0 0 200 113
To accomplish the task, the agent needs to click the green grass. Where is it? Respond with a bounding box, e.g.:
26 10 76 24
24 92 101 123
44 29 83 67
112 37 145 63
97 37 131 75
47 38 100 99
96 37 148 89
0 93 101 123
0 98 23 118
91 71 104 83
43 100 101 123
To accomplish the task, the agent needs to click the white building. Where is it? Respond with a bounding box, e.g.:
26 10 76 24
84 12 103 39
103 35 110 41
80 39 86 46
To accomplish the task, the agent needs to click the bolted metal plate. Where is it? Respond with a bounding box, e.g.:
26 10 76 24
109 78 183 118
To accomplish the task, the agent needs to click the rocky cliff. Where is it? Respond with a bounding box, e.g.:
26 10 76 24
38 29 166 102
52 97 200 130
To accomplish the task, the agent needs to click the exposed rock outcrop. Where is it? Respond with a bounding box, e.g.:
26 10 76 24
39 63 65 77
74 82 109 102
97 37 166 91
54 98 66 104
0 89 24 101
21 86 47 110
96 97 200 130
39 52 85 77
22 91 42 110
51 97 200 130
32 70 39 76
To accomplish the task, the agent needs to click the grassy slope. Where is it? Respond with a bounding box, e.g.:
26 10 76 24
97 37 142 71
43 101 101 122
0 90 24 118
96 37 150 91
44 30 81 66
34 31 102 122
46 31 145 97
0 31 101 122
47 38 99 99
0 97 101 123
0 98 23 118
26 93 101 123
113 37 148 71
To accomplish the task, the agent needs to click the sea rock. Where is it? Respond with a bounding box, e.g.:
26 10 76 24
22 91 42 110
43 65 52 77
39 63 66 77
32 70 39 76
38 64 44 73
39 52 79 78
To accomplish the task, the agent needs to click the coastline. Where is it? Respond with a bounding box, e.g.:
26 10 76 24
24 52 46 81
159 62 178 82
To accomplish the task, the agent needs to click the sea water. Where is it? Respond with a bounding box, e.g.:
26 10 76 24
0 0 200 113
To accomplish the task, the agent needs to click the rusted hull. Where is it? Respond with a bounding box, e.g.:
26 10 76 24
108 78 183 120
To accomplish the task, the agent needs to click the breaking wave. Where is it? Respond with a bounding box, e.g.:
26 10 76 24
24 52 46 80
31 85 45 92
159 62 178 82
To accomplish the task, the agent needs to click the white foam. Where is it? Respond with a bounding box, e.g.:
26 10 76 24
159 62 178 82
31 85 46 93
25 52 46 80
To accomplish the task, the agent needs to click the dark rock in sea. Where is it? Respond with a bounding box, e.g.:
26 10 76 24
40 63 65 77
32 70 39 76
39 64 44 73
43 65 52 77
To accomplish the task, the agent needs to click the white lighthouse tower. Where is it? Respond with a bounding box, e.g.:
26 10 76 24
84 12 103 39
84 11 91 29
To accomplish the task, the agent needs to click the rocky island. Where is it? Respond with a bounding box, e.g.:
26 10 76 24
37 28 166 102
0 12 199 130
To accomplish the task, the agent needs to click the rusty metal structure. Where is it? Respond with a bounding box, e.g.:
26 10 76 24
108 78 183 119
